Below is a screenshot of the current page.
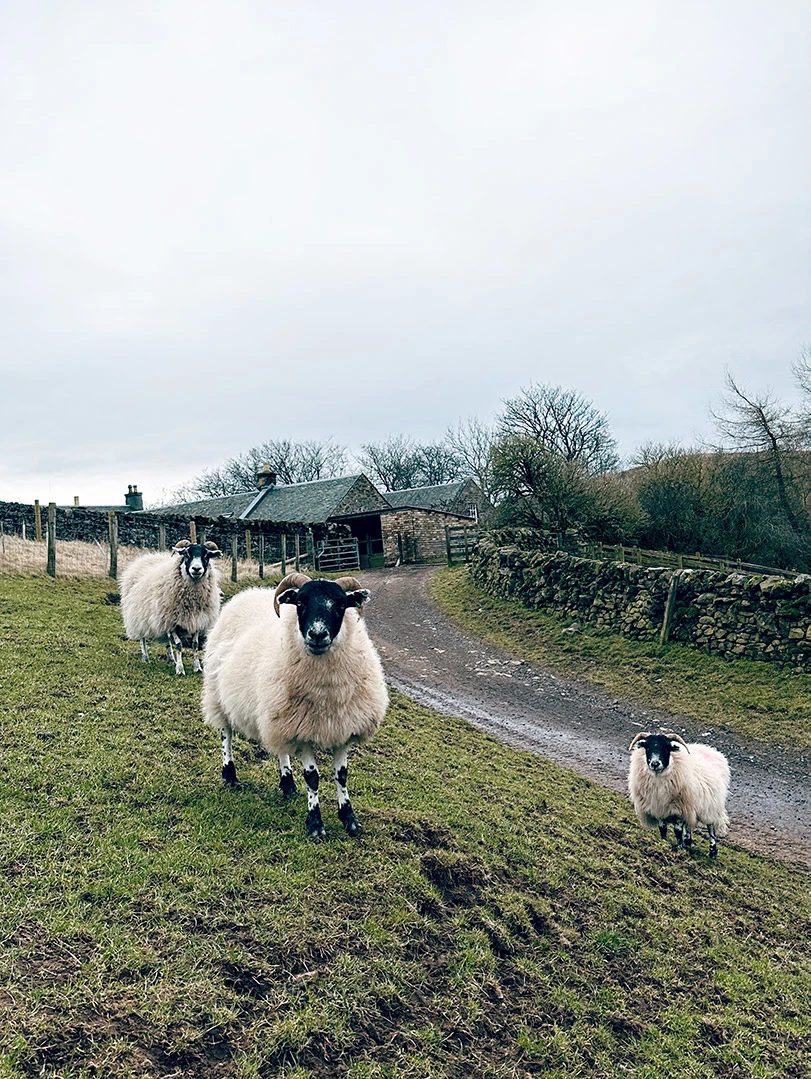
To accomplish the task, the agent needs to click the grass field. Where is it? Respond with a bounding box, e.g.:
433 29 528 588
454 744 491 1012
0 576 809 1078
429 566 811 749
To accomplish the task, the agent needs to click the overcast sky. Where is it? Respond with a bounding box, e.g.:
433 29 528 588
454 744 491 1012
2 0 809 507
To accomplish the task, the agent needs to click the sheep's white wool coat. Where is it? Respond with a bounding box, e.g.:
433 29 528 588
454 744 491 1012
201 587 389 756
628 743 730 834
119 552 222 640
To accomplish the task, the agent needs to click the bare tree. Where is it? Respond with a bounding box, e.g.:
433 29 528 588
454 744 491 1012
171 438 348 501
413 442 462 486
711 371 805 532
499 383 619 474
357 436 423 491
445 417 498 500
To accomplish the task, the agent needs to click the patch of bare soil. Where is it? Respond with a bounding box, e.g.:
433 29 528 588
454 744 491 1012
360 565 811 868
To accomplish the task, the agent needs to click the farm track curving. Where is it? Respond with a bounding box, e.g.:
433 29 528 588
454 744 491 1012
360 564 811 868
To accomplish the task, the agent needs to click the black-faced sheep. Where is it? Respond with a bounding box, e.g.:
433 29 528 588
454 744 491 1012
628 731 730 857
119 539 222 675
201 572 389 839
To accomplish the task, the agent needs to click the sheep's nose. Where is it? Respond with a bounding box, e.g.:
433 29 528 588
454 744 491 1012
306 627 330 651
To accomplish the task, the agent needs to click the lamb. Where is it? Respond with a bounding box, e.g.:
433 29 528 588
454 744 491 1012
119 539 222 676
201 571 389 839
628 731 730 857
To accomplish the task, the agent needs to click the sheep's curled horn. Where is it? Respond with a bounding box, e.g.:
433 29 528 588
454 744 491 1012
668 732 691 753
628 731 650 752
172 538 192 553
273 572 312 617
627 730 691 753
272 573 368 617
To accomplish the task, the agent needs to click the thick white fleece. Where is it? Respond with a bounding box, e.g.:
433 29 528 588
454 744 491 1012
628 743 730 834
119 552 222 641
201 587 389 756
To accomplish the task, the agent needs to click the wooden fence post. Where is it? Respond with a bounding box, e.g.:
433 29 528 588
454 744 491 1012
245 529 252 563
34 500 43 542
294 533 300 571
281 533 287 575
445 526 452 566
158 523 166 552
231 534 238 582
46 503 56 577
659 573 680 646
108 511 118 579
189 519 197 543
258 534 265 579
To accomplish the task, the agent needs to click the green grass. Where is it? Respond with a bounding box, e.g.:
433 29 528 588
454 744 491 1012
0 576 809 1078
429 566 811 749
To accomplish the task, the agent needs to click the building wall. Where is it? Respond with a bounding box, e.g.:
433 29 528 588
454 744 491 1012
380 508 473 565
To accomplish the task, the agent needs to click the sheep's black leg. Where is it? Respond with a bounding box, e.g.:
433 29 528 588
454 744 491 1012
674 821 685 847
139 638 150 663
221 726 237 786
707 824 718 858
300 749 326 840
171 628 185 676
192 632 203 673
681 822 693 851
333 746 361 837
278 754 297 798
164 639 175 664
658 822 668 841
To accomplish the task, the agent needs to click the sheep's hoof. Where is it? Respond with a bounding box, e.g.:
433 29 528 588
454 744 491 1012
306 808 327 841
222 762 238 787
338 802 362 837
279 773 297 799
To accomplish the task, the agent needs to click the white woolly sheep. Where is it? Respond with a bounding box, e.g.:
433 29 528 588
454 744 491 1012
201 571 389 839
119 539 222 676
628 731 730 858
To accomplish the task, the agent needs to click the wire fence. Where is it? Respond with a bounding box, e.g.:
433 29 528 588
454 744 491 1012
0 501 322 582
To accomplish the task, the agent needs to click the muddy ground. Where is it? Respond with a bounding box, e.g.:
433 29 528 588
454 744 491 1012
360 565 811 868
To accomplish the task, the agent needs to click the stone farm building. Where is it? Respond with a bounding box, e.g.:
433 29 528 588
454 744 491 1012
152 471 485 568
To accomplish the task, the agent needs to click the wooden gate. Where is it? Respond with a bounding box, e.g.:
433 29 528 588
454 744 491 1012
445 525 482 565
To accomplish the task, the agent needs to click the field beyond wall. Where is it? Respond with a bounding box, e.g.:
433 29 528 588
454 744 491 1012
0 577 809 1079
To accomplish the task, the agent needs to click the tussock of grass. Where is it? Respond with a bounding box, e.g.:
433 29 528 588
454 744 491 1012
429 566 811 749
0 577 808 1078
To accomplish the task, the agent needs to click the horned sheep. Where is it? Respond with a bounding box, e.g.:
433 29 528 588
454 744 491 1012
201 572 389 839
119 539 222 676
628 731 730 857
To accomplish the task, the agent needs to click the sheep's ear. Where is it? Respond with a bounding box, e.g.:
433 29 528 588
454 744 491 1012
275 588 300 615
204 542 222 558
669 736 690 754
344 589 370 609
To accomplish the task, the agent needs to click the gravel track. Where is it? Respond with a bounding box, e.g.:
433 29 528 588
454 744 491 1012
360 565 811 868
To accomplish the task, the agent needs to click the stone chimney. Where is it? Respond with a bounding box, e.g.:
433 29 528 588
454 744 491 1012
73 496 80 507
125 484 144 511
256 464 277 489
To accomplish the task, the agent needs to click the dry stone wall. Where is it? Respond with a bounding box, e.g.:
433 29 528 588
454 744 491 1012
471 537 811 668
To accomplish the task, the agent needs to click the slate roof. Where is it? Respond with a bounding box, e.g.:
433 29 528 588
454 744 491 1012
383 480 475 513
150 475 387 525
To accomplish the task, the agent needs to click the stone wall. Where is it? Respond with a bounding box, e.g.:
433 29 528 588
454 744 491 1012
380 509 471 565
470 537 811 668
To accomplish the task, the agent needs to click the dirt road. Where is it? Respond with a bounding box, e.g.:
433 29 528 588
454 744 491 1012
360 565 811 868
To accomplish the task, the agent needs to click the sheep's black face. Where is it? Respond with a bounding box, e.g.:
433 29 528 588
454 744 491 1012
177 543 221 581
639 733 682 775
278 580 370 655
